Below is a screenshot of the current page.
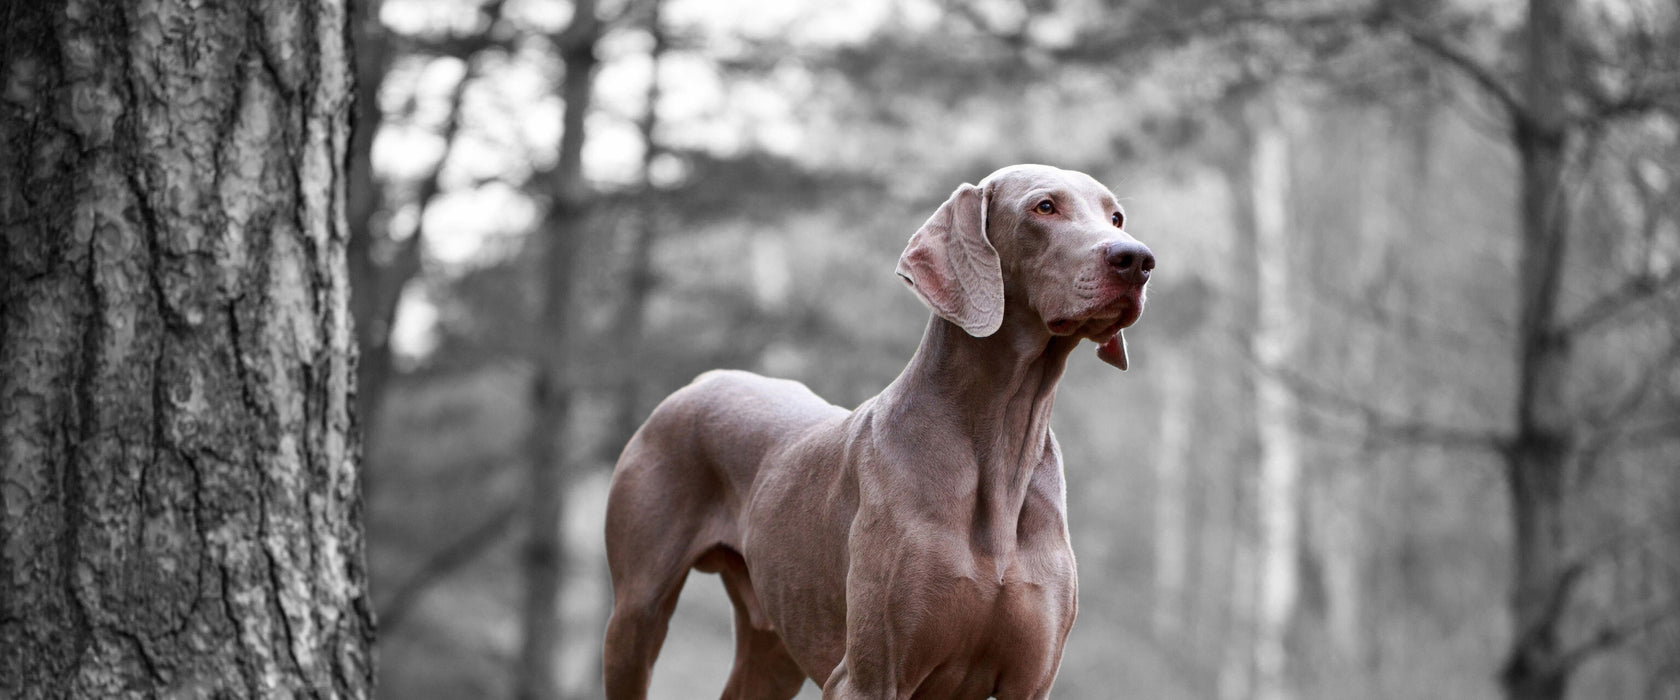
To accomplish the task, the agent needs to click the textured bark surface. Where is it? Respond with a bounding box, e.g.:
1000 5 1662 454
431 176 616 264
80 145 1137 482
0 1 373 697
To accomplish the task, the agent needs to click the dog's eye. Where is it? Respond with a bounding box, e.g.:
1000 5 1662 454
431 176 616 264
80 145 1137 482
1036 200 1055 214
1111 212 1124 228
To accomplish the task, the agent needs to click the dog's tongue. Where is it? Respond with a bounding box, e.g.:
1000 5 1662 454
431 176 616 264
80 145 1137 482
1096 331 1128 371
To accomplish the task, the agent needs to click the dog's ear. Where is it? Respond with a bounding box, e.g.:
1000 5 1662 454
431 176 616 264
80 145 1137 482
896 182 1004 337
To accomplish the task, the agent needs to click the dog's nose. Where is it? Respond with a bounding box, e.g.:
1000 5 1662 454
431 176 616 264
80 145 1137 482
1104 240 1155 284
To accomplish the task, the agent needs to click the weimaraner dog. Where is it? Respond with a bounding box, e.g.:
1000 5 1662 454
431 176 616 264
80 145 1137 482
603 164 1154 699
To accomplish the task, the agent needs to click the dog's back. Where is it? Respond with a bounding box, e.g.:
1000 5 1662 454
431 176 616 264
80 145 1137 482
625 369 845 499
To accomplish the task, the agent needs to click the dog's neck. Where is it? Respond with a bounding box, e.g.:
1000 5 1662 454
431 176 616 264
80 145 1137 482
880 312 1078 557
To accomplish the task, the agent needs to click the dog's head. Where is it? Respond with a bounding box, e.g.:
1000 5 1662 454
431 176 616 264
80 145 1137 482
896 164 1153 370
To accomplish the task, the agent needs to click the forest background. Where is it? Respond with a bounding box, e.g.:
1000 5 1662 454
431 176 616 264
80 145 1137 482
349 0 1680 699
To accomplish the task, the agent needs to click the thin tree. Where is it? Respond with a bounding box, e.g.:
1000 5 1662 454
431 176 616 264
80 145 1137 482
1373 2 1680 697
347 0 508 456
0 1 373 697
603 0 670 460
1116 3 1680 696
347 0 402 448
1248 100 1302 700
516 0 605 698
351 2 516 636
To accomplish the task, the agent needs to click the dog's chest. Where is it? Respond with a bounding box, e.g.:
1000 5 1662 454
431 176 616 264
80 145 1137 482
897 536 1077 694
968 542 1077 644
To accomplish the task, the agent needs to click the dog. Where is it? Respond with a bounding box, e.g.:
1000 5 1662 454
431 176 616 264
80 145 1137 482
603 164 1153 699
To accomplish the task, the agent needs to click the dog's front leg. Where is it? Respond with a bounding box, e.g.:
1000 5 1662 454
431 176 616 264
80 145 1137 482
820 511 936 700
821 574 897 698
821 655 874 700
821 629 901 700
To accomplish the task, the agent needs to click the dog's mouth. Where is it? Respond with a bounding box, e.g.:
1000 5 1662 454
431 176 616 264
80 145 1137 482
1047 289 1144 336
1047 289 1145 371
1046 316 1123 338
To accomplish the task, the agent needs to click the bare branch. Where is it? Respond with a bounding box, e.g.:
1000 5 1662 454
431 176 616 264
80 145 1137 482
1302 273 1513 351
1618 414 1680 450
946 0 1027 48
377 500 520 634
598 0 652 30
387 0 513 60
392 0 504 251
1273 368 1511 451
1382 14 1524 120
1579 332 1680 443
1559 597 1680 672
409 73 473 211
357 1 503 437
1573 17 1680 127
374 45 476 301
1050 5 1370 65
397 35 486 61
1581 92 1679 126
1560 267 1680 336
602 0 671 461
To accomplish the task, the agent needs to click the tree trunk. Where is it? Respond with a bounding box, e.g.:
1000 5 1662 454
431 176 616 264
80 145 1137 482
1250 110 1302 700
1498 2 1577 699
1152 349 1194 640
1220 502 1260 700
603 0 670 463
346 1 499 460
1308 107 1417 673
1500 447 1572 700
0 1 373 698
514 2 602 698
1216 88 1262 700
346 0 397 452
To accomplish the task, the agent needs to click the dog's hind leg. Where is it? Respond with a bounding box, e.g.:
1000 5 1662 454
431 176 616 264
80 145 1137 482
602 566 689 700
699 547 807 700
603 437 714 699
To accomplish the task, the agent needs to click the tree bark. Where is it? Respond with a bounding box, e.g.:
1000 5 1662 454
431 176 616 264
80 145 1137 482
0 1 373 698
515 2 602 698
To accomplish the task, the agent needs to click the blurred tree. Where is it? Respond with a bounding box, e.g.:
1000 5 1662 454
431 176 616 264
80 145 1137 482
348 0 507 460
1149 274 1212 642
1248 101 1303 700
1215 88 1271 700
0 1 373 697
350 0 516 638
1367 2 1680 697
348 0 403 454
346 0 1680 697
602 0 671 462
517 0 605 697
967 0 1680 696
